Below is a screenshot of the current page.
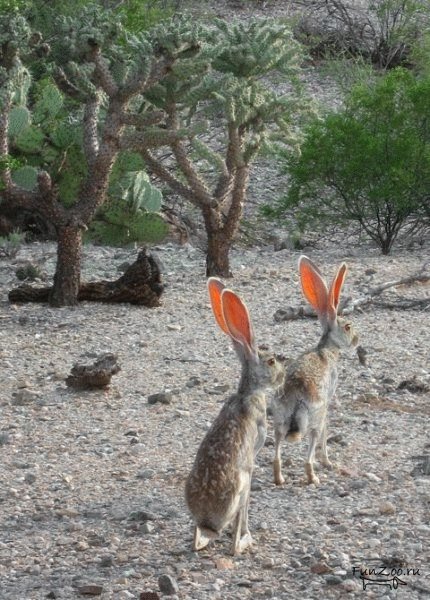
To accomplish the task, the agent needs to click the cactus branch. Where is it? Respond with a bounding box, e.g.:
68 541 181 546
83 94 101 167
91 47 118 97
54 67 87 102
120 110 165 127
140 147 204 207
119 55 174 101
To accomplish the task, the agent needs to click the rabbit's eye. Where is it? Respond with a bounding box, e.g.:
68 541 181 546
267 358 276 366
345 324 351 332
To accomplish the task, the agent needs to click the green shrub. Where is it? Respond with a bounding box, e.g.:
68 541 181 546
266 68 430 254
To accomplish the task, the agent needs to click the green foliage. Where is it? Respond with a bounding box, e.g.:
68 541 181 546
295 0 428 69
88 166 168 246
117 0 175 33
11 165 38 190
15 261 42 280
0 0 30 12
0 231 25 258
267 68 430 254
8 106 31 137
88 206 168 246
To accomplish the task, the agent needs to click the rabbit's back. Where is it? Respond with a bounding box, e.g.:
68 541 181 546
272 348 338 432
185 393 265 532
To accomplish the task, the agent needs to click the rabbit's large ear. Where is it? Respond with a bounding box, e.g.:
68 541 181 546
221 289 258 362
207 277 229 335
328 263 347 316
298 256 329 321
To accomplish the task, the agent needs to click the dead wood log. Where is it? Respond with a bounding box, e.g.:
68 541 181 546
274 267 429 322
8 248 164 307
66 353 121 389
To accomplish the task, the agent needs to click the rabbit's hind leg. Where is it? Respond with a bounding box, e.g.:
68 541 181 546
273 427 286 486
305 429 320 485
193 525 218 551
318 420 334 470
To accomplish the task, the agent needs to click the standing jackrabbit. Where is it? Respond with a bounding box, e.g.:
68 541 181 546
272 256 358 486
185 278 284 555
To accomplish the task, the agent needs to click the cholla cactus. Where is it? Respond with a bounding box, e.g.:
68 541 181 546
132 18 308 276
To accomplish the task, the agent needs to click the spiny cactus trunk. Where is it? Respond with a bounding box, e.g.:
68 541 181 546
206 230 232 277
204 208 233 277
50 225 82 306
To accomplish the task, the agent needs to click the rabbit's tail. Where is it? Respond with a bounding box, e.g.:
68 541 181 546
286 407 308 442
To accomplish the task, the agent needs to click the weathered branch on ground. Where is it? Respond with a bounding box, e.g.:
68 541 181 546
274 267 430 322
8 248 163 307
66 353 121 389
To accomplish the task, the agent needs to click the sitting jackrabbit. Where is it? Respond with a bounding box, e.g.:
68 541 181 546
185 278 284 555
272 256 358 486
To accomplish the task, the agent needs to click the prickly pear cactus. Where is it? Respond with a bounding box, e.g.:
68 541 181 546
33 83 63 124
8 106 30 137
15 125 44 153
11 165 38 190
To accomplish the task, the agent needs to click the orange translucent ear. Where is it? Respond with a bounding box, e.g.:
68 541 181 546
298 256 328 316
329 263 347 312
207 277 229 335
221 289 256 353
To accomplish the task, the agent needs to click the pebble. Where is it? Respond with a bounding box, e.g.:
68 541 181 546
379 501 396 515
11 389 42 405
158 574 179 595
137 468 156 480
77 584 104 596
142 522 155 534
0 432 10 445
147 392 173 405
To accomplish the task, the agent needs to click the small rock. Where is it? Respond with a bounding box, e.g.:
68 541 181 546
365 472 382 482
311 562 332 574
262 558 275 569
11 389 42 405
17 378 31 389
342 578 359 592
349 479 368 490
139 593 160 600
24 472 37 484
147 392 173 405
215 557 235 570
205 384 230 395
76 541 90 551
291 557 302 568
158 574 179 595
77 584 104 596
99 555 114 568
0 432 10 445
128 510 157 522
325 575 343 585
379 501 396 515
46 592 58 599
137 469 155 480
185 376 201 388
142 522 155 534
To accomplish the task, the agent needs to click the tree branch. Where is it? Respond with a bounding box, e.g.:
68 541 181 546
120 110 165 127
83 93 101 167
274 266 430 321
91 47 119 97
140 147 203 207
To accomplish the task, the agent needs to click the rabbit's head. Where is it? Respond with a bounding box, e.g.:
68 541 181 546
298 256 359 350
208 278 284 389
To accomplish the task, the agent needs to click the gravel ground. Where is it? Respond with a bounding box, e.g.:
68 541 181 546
0 237 429 600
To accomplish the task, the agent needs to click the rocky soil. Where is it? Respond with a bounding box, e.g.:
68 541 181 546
0 236 429 600
1 2 429 599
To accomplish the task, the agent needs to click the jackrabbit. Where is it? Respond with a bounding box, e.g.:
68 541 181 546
185 278 284 555
272 256 358 486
